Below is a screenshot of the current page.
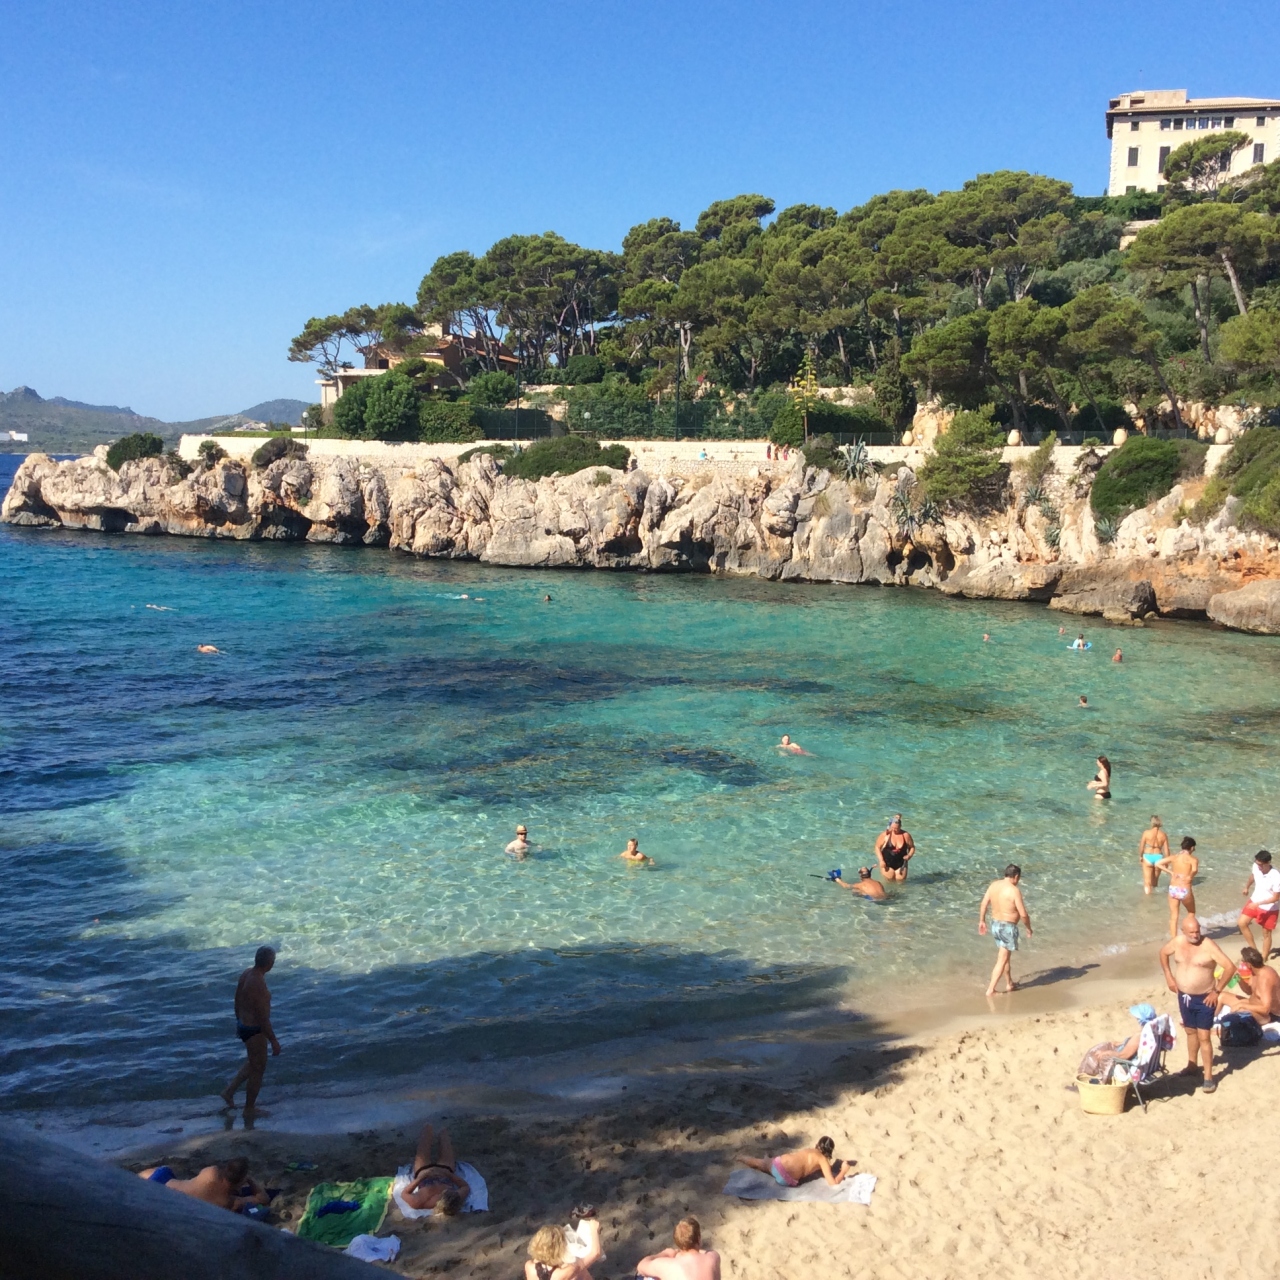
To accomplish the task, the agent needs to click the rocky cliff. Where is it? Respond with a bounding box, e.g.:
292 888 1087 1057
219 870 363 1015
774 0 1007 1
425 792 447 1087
5 446 1280 633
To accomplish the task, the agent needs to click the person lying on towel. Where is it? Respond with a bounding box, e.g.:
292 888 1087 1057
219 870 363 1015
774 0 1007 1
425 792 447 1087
735 1137 853 1187
137 1156 269 1213
401 1121 470 1214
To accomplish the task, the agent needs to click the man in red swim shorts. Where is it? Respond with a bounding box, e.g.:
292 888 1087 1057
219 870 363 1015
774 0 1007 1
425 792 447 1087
1239 850 1280 963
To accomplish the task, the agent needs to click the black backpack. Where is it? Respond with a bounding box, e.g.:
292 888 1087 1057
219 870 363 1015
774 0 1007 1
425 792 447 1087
1220 1013 1263 1047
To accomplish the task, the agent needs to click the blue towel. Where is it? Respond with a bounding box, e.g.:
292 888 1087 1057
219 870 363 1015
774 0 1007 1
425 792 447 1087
316 1198 362 1217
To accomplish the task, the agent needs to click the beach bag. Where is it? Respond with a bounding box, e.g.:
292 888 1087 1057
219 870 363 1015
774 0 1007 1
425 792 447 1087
1220 1013 1262 1047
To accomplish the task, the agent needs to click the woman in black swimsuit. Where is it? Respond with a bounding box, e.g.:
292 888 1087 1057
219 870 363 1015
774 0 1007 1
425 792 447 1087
402 1122 469 1213
875 814 915 882
1087 754 1112 800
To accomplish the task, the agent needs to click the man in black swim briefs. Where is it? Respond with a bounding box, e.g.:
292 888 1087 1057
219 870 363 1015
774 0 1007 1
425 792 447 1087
874 814 915 883
221 946 281 1114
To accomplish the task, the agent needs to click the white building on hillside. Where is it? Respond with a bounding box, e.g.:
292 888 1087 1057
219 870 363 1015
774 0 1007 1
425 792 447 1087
1106 89 1280 196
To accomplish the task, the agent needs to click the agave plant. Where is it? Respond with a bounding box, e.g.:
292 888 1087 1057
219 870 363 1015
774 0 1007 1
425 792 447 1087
838 438 876 483
1022 483 1044 510
1044 523 1062 550
1095 516 1118 545
890 488 919 538
916 497 943 528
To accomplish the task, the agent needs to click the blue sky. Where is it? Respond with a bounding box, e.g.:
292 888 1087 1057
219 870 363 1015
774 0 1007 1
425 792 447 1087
2 0 1278 420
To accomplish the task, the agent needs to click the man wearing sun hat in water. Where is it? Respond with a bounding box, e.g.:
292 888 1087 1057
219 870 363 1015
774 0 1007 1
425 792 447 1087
505 825 532 860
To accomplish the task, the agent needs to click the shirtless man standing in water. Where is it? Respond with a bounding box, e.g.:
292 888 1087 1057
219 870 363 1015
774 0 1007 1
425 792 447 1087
978 865 1032 995
1156 837 1199 938
221 947 281 1113
1138 816 1170 895
1160 915 1234 1093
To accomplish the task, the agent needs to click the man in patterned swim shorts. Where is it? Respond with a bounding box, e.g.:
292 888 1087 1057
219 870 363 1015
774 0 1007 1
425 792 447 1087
978 864 1032 996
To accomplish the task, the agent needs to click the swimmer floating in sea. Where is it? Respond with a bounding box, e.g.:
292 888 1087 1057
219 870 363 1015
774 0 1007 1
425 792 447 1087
196 645 221 654
777 734 812 756
830 867 886 901
505 825 532 859
618 838 654 866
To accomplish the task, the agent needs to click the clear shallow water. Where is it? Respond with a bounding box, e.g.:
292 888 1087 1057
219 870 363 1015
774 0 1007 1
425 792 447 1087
2 508 1280 1110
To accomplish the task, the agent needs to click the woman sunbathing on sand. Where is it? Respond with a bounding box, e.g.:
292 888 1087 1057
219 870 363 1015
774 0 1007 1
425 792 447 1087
402 1122 470 1214
736 1136 852 1187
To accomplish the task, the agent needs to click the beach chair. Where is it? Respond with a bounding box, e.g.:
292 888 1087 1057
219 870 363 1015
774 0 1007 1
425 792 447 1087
1111 1014 1175 1111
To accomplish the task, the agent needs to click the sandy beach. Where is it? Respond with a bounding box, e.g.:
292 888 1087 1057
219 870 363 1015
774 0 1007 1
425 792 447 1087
105 941 1279 1280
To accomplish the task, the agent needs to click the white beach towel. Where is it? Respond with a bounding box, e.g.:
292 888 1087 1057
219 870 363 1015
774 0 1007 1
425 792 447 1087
344 1234 401 1263
722 1168 876 1205
391 1161 488 1219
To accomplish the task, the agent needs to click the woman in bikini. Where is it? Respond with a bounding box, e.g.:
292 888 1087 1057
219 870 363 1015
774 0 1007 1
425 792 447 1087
402 1122 470 1214
1156 837 1199 939
1138 815 1170 895
1087 755 1112 800
525 1211 603 1280
735 1136 853 1187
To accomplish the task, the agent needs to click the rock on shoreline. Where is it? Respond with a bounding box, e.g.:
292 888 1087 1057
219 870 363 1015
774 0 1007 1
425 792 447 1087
5 447 1280 633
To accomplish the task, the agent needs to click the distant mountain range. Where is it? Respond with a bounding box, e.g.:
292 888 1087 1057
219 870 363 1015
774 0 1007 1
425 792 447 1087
0 386 313 454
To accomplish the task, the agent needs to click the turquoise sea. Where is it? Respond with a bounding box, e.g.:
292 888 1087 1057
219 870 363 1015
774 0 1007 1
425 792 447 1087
3 460 1280 1110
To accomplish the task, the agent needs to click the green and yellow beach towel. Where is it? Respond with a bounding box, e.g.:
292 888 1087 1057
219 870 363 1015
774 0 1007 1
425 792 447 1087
296 1177 392 1248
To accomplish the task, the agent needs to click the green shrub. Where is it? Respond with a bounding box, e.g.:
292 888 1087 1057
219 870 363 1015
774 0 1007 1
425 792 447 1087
105 432 164 471
466 371 518 407
919 407 1008 510
1016 431 1058 488
363 371 420 440
770 399 886 446
1191 473 1229 523
197 440 227 466
1090 436 1180 520
564 353 605 383
329 376 375 438
1070 400 1132 435
252 437 309 468
456 443 515 465
800 433 842 474
872 340 916 430
164 449 192 480
1173 439 1209 479
1195 426 1280 534
502 436 630 481
418 400 482 443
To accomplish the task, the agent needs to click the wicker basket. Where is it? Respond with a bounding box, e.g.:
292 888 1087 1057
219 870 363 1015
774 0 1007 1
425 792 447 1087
1076 1074 1130 1115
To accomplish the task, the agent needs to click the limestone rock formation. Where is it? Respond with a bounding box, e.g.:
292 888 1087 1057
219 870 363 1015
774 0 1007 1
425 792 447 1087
5 447 1279 633
1207 580 1280 635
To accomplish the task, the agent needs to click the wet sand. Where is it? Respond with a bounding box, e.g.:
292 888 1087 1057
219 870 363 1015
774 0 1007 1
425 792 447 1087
99 936 1280 1280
